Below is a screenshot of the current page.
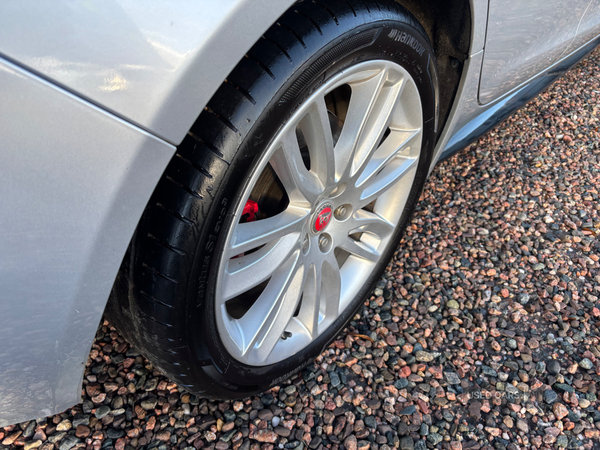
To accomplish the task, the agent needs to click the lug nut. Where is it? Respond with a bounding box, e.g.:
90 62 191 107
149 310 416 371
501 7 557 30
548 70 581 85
319 235 329 248
334 204 351 220
302 235 310 254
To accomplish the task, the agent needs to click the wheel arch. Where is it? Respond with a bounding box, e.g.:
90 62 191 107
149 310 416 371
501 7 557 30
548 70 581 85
391 0 474 134
169 0 478 148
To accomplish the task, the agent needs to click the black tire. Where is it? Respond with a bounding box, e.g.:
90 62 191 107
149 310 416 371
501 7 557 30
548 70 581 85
107 0 438 399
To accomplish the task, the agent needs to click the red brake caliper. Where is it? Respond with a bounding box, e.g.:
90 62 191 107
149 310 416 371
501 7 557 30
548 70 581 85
234 200 259 258
241 199 259 223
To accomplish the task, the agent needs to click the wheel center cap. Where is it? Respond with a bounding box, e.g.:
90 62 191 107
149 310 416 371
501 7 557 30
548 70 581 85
312 203 333 233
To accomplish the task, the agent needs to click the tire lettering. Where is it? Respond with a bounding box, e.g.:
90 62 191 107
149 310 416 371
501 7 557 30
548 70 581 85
198 198 229 301
388 29 425 57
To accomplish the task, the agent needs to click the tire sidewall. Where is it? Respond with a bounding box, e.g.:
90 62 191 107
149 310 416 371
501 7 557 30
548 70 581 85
187 18 438 395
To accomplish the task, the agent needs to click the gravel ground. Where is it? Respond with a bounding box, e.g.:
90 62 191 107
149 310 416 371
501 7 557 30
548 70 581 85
2 49 600 450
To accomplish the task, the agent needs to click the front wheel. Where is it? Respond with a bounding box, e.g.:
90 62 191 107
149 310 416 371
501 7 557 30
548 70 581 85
107 0 438 399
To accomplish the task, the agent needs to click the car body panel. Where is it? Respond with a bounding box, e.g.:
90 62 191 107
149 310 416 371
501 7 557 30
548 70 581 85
566 0 600 55
468 0 489 54
430 49 484 168
0 58 175 427
432 34 600 168
0 0 599 428
0 0 489 147
0 0 297 145
478 0 589 105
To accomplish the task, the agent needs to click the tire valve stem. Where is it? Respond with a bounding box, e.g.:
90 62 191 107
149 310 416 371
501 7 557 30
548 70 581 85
281 331 292 340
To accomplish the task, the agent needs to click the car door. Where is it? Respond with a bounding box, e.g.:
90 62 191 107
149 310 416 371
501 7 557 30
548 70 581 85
564 0 600 56
479 0 591 105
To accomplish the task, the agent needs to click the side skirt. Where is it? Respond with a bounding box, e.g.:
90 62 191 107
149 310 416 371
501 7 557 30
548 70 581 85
437 35 600 164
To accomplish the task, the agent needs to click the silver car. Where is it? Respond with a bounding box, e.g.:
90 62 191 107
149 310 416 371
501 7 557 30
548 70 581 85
1 0 599 427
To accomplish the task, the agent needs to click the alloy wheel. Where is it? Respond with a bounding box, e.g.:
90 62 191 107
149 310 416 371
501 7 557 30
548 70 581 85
215 60 423 366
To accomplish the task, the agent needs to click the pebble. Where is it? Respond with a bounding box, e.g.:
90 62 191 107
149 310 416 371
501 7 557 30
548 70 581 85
447 300 460 310
444 372 461 385
141 397 158 411
579 358 593 370
258 409 273 421
481 366 497 377
55 420 71 431
329 371 341 387
399 436 414 450
547 360 562 375
427 433 442 445
357 440 370 450
344 436 358 450
579 398 591 408
516 419 529 433
553 403 569 420
94 405 111 419
536 361 546 374
58 436 80 450
415 351 434 362
400 405 416 415
252 429 278 443
23 441 42 450
543 390 559 404
144 377 159 391
364 416 377 429
274 426 290 437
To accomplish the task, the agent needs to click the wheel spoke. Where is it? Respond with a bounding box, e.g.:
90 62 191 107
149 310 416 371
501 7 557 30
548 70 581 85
320 251 342 323
335 69 405 180
298 95 336 187
270 130 324 205
228 206 308 257
357 155 419 208
337 235 380 262
355 128 421 187
346 209 395 239
237 257 305 362
296 250 341 337
221 233 300 302
388 75 423 130
296 262 321 337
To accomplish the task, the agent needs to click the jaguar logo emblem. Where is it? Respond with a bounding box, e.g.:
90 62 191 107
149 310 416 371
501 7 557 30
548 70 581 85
313 204 333 233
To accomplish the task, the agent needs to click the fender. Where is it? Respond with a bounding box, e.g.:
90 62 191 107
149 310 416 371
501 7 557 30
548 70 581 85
0 0 486 147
